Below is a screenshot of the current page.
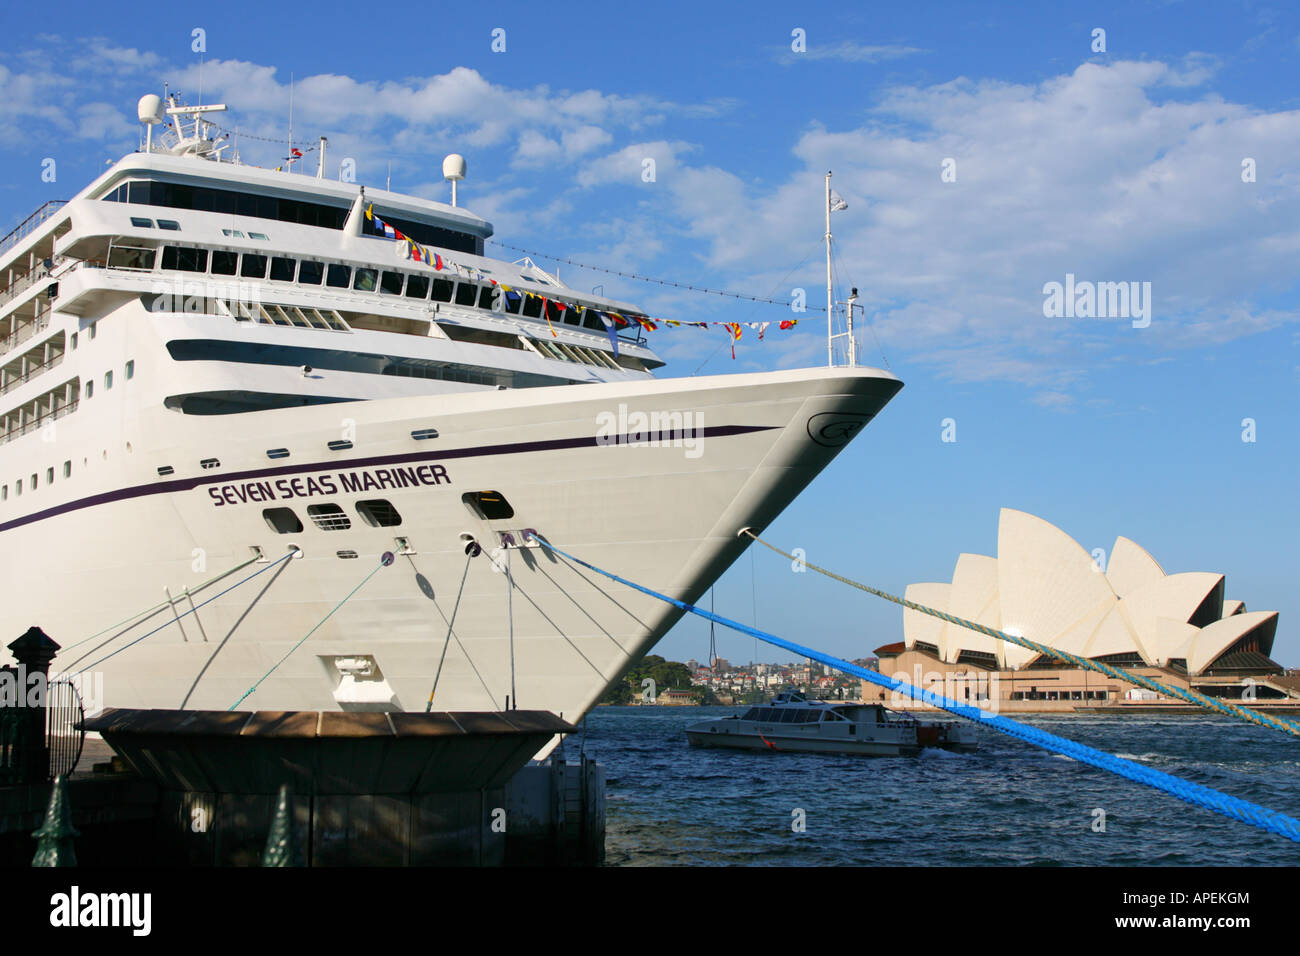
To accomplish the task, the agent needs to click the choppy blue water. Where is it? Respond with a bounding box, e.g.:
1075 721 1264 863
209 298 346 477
568 706 1300 866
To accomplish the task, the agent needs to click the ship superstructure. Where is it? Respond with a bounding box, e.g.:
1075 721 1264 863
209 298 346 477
0 95 901 736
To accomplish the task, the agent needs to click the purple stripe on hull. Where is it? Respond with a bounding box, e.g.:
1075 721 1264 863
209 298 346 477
0 424 776 534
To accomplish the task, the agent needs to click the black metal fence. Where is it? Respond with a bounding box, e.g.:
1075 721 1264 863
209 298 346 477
0 629 84 785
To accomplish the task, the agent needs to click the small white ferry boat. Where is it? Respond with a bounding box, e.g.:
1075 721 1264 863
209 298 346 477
685 691 977 757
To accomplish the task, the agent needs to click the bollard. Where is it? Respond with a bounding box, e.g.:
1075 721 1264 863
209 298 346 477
31 774 78 867
7 627 59 783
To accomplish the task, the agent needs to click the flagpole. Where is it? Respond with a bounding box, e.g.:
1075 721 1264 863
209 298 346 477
825 171 833 368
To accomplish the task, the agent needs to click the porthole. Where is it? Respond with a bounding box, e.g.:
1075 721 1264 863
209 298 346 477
200 458 220 470
410 428 439 440
336 550 359 559
308 503 351 531
327 439 353 451
263 507 304 534
157 465 175 476
266 448 290 460
356 499 402 528
462 490 514 521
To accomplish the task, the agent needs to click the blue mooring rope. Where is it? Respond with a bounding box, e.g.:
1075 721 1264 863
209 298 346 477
533 536 1300 843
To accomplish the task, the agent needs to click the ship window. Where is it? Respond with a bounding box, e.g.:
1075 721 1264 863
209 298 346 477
299 260 324 285
353 268 378 292
1 486 6 501
15 479 21 496
308 503 351 531
70 333 77 350
31 473 37 489
477 285 496 310
406 275 429 299
266 448 290 459
241 254 268 279
46 467 54 484
104 370 113 389
89 323 97 339
212 250 238 275
125 360 135 379
86 380 94 398
462 490 514 521
410 427 439 440
221 229 246 238
521 295 543 319
356 499 403 527
158 219 181 231
107 245 156 270
157 465 174 476
454 282 478 306
270 257 297 282
130 217 153 228
263 507 303 534
431 278 454 303
248 232 269 241
63 461 71 478
336 550 359 559
161 246 208 272
200 458 220 469
326 264 351 288
327 439 353 451
380 271 403 295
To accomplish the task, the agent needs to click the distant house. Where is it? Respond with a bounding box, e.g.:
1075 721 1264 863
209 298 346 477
658 688 696 706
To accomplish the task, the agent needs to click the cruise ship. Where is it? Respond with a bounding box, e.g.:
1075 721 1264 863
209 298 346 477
0 94 902 735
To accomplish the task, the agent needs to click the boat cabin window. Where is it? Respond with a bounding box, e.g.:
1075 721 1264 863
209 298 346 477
380 271 404 295
270 257 297 282
353 268 378 292
298 260 324 285
521 295 543 319
158 219 181 231
326 264 352 288
161 246 208 273
477 285 496 310
130 217 153 228
431 278 454 303
241 254 268 279
107 245 156 270
405 275 429 299
454 282 478 307
211 251 238 276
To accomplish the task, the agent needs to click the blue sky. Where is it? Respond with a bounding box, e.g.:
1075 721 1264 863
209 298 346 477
2 2 1298 665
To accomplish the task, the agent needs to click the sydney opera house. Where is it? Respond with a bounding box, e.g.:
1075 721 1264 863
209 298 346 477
872 509 1300 712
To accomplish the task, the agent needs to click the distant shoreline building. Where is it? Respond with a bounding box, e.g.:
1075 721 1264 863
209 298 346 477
867 509 1300 713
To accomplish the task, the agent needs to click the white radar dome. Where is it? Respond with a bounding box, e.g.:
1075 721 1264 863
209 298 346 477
442 154 466 181
137 94 165 125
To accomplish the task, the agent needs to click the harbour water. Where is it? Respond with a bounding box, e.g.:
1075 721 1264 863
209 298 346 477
580 706 1300 866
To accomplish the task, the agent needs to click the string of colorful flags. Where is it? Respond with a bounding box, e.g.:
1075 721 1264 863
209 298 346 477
365 203 799 358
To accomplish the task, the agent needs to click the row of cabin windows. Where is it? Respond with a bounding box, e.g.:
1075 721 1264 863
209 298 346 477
102 180 483 255
151 244 649 340
2 460 73 502
740 708 846 723
153 427 438 477
263 499 403 534
262 491 510 534
81 361 134 400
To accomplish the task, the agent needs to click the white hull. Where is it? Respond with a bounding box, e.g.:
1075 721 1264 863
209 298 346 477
2 367 900 726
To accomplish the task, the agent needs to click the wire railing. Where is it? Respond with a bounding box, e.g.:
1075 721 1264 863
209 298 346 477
0 200 66 259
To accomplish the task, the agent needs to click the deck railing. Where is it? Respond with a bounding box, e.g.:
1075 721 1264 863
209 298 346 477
0 200 67 259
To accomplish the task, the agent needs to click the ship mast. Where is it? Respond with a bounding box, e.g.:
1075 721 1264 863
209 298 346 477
825 171 833 368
